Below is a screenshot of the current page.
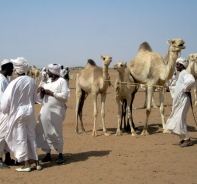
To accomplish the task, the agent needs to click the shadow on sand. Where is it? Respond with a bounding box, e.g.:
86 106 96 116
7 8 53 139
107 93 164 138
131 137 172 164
38 150 111 168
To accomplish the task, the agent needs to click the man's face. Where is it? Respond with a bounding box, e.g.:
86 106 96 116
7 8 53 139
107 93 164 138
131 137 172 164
47 69 53 78
176 62 183 72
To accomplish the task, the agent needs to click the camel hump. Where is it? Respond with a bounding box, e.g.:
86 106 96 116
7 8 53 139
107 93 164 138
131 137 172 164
138 42 153 52
87 59 96 66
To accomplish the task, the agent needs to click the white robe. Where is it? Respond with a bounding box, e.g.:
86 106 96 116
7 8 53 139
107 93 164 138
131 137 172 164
0 74 9 157
165 70 195 135
36 77 70 153
0 76 38 162
169 73 178 98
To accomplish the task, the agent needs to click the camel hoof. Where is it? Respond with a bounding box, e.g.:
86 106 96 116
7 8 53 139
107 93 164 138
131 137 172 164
91 130 97 137
141 130 149 136
75 130 79 134
115 131 122 136
163 129 171 134
104 132 110 136
131 132 137 136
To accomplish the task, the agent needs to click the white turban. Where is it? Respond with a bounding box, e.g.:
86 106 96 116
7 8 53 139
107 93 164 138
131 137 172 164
176 57 188 68
2 59 12 66
11 57 28 74
47 64 60 76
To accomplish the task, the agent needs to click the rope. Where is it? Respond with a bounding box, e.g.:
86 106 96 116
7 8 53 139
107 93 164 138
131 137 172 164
104 79 165 89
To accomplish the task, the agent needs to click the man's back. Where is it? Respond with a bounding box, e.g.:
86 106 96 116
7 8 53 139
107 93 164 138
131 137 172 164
1 75 37 115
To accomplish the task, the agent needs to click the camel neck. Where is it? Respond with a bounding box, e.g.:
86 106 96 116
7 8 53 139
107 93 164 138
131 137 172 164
102 65 108 79
165 50 179 80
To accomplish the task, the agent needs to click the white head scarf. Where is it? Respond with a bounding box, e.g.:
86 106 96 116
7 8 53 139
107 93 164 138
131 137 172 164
47 64 60 76
11 57 28 74
176 57 188 68
2 59 12 66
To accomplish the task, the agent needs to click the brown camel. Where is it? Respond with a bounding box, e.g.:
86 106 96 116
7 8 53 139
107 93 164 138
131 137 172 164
113 61 138 136
75 55 112 136
186 53 197 106
129 38 185 135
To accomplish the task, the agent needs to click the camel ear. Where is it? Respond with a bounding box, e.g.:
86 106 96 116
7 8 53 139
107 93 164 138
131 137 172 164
101 55 104 59
124 62 127 67
167 39 172 45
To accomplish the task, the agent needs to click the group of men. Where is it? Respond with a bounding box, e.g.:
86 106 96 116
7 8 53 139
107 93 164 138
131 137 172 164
0 57 70 172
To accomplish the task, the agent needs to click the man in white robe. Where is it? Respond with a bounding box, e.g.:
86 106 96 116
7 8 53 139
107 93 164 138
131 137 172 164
0 59 14 168
165 57 195 147
1 57 42 172
36 64 70 164
169 71 178 98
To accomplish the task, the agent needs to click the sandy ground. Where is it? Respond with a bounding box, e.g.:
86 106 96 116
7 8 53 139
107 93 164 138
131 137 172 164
1 69 197 184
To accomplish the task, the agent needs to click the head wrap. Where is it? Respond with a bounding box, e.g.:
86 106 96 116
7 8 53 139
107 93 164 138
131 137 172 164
176 57 188 68
11 57 28 74
47 64 60 76
2 59 12 66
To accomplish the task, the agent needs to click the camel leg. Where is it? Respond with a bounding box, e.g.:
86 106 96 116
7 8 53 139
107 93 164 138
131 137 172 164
141 86 153 135
101 93 110 136
75 88 81 133
160 90 170 134
92 93 98 137
127 96 137 136
194 82 197 106
143 87 147 108
152 96 158 108
75 84 85 133
115 95 122 136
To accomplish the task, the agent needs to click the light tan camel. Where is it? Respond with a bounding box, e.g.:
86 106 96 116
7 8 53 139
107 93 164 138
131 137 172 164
75 55 112 136
113 61 138 136
30 66 41 82
129 38 185 135
186 53 197 106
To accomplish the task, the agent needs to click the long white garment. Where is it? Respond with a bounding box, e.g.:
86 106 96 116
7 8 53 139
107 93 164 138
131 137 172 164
0 74 9 157
0 76 38 162
169 74 178 98
36 77 70 153
165 70 195 135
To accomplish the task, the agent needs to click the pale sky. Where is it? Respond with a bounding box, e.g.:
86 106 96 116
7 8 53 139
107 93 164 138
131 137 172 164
0 0 197 68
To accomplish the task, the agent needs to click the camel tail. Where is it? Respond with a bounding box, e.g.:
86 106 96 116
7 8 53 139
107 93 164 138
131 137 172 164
138 42 153 52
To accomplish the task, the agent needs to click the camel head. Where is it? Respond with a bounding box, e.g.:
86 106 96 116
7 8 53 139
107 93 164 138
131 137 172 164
167 38 186 53
113 62 127 73
188 53 197 63
101 55 112 67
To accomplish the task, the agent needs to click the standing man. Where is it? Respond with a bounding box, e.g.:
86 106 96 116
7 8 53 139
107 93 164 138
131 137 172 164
1 57 42 171
165 57 195 147
36 64 70 164
0 59 14 168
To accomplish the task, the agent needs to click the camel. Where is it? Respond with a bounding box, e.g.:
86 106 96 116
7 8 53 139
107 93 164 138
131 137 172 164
129 38 186 135
113 61 138 136
186 53 197 105
75 55 112 137
30 66 41 82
